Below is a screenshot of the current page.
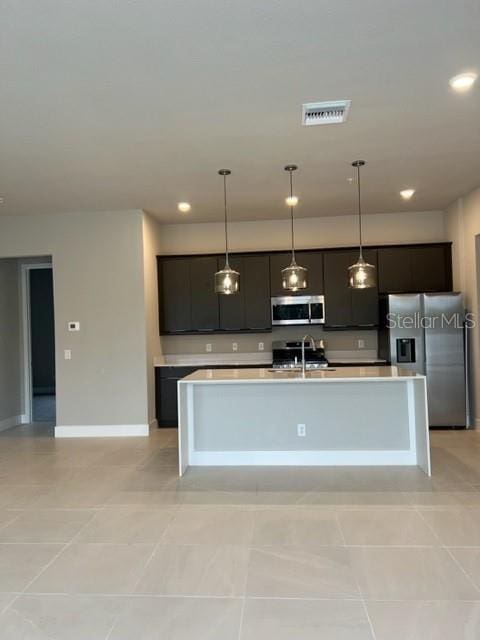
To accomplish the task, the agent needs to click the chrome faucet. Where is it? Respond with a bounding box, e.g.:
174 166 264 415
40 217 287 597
301 334 316 377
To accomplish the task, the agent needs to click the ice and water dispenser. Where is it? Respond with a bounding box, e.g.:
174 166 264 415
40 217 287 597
396 338 416 364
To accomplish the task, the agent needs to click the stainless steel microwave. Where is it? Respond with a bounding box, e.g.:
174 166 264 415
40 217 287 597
271 295 325 326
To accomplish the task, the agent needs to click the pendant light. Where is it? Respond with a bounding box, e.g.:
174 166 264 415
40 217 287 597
282 165 308 291
214 169 240 295
348 160 376 289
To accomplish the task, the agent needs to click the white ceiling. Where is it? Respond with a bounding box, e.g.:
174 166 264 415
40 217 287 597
1 0 479 223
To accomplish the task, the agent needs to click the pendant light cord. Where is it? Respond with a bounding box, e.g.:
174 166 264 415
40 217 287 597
223 173 229 267
356 163 363 260
289 169 295 262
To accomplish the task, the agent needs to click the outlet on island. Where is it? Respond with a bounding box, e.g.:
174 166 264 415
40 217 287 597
357 339 365 349
258 342 264 351
205 343 212 353
232 342 238 352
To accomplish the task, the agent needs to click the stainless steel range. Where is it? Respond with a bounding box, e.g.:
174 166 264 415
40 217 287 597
272 339 329 370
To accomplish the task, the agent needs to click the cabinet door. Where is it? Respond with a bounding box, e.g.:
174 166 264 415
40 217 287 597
323 251 354 327
295 251 324 294
190 256 219 331
244 255 271 330
410 246 449 292
351 249 379 326
155 367 197 427
378 247 412 293
218 256 245 330
160 258 191 333
269 252 292 296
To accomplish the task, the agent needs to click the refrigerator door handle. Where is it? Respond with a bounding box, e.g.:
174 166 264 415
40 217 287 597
464 318 471 428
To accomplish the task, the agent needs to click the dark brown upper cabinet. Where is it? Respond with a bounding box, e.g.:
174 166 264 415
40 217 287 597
270 251 324 296
323 249 378 328
378 245 452 294
244 255 271 330
159 258 192 333
159 255 219 333
190 256 219 331
219 254 271 331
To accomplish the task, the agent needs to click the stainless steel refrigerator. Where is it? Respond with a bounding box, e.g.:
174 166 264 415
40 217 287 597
378 293 469 428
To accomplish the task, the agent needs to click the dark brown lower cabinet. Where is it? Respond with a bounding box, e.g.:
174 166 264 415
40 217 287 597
155 365 266 427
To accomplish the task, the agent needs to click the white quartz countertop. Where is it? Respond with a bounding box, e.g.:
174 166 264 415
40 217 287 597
179 365 422 384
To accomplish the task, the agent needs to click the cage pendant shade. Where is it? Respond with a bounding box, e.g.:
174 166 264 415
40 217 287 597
215 169 240 295
349 160 376 289
282 164 308 291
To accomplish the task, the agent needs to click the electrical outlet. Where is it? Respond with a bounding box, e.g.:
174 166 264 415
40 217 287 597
297 423 306 437
64 349 72 360
358 339 365 349
258 342 264 351
232 342 238 352
206 343 212 352
68 321 80 332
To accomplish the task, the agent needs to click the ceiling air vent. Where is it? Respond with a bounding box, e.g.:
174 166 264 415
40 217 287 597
302 100 351 126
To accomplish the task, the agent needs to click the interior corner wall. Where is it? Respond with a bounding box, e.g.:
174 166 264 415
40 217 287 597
0 258 22 428
0 210 148 430
142 212 163 425
445 185 480 426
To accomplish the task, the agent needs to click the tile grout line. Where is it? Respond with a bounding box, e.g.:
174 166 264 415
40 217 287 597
104 502 179 640
414 504 480 595
0 507 100 617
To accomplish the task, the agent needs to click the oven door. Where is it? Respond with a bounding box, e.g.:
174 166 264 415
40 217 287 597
271 296 311 326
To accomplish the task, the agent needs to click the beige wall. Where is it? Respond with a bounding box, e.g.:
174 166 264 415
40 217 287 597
446 186 480 425
0 259 22 426
157 210 446 255
142 213 164 424
0 210 148 428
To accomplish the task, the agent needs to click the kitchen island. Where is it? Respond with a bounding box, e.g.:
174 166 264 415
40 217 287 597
177 366 430 476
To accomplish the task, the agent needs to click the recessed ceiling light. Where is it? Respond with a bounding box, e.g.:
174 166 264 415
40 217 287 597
285 195 299 207
177 202 191 213
449 72 477 92
400 189 415 200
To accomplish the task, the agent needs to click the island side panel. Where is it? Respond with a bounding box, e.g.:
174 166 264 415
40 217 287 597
177 382 192 476
189 379 417 467
413 377 431 476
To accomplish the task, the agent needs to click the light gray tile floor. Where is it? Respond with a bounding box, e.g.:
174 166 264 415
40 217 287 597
0 425 479 638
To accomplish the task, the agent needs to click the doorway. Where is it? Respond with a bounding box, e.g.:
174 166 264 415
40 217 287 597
22 263 56 424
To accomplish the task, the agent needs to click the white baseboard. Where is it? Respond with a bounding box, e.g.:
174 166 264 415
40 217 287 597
189 449 418 467
0 415 27 433
55 424 149 438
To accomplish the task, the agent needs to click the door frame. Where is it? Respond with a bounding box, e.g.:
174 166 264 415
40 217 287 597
20 262 54 423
